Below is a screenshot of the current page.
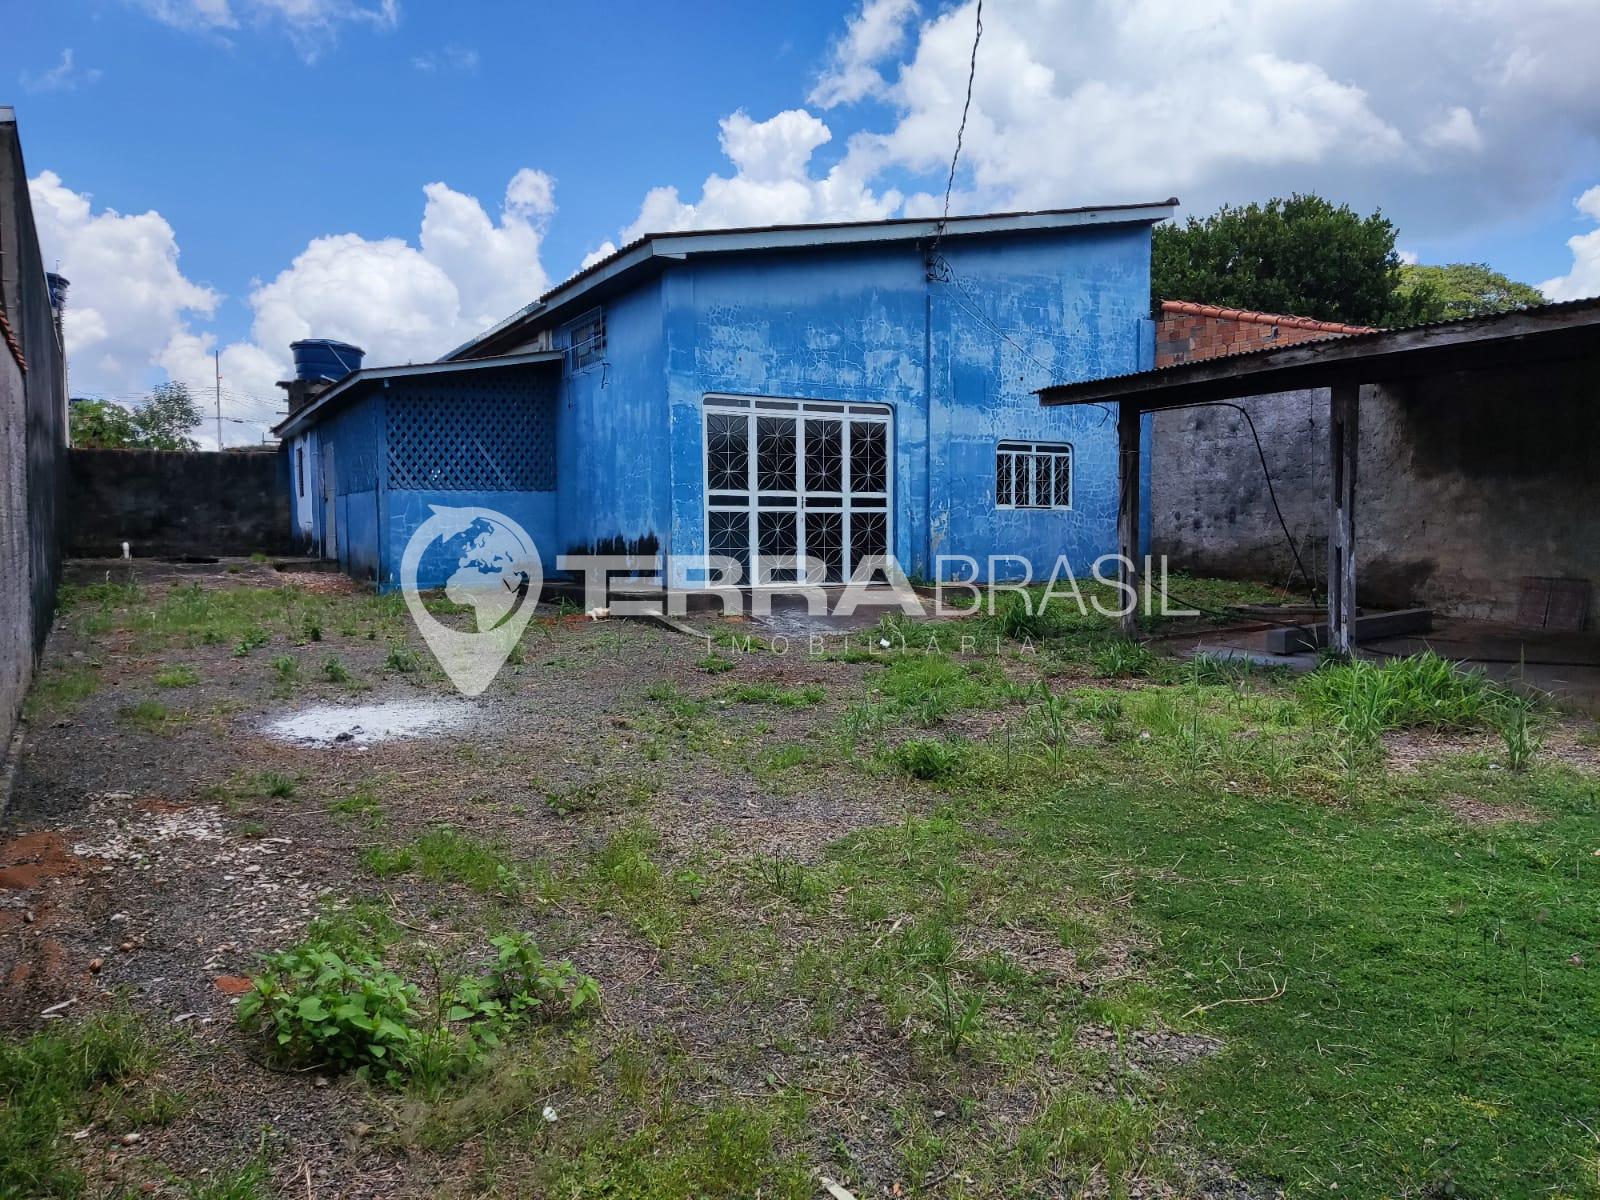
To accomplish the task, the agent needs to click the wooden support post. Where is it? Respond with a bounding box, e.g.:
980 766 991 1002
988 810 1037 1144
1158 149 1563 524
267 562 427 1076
1327 384 1359 656
1117 401 1142 636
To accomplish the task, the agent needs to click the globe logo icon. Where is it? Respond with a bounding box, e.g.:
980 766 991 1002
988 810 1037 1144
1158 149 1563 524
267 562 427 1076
401 506 543 695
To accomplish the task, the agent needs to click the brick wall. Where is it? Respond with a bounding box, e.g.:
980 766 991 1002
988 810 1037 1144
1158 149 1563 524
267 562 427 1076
1154 301 1374 367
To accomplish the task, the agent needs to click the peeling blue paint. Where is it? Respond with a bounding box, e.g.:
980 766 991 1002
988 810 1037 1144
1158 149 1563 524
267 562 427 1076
292 221 1156 591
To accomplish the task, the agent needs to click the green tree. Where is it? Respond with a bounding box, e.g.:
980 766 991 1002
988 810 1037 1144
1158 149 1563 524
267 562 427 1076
69 399 140 448
70 383 203 451
132 382 203 450
1397 262 1545 321
1152 194 1432 327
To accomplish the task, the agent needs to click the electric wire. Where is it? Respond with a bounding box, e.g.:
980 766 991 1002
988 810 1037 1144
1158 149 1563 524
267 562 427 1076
927 0 983 273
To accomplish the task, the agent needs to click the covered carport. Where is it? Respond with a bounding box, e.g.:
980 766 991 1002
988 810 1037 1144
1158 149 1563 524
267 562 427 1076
1037 299 1600 671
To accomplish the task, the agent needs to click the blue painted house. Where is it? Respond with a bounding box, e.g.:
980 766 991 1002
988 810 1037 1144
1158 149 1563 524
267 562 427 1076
275 202 1173 591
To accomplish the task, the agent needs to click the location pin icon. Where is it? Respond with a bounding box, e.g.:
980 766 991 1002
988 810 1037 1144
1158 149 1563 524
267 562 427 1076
400 505 543 696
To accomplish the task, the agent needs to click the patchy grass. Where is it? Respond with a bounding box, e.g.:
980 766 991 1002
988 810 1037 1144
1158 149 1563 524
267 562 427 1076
22 664 100 720
119 699 175 732
16 569 1600 1198
363 826 526 898
154 663 200 688
722 681 826 708
0 1013 160 1197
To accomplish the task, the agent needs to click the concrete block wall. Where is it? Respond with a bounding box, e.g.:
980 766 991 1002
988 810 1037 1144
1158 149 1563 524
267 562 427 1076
1150 301 1600 626
1 109 68 762
65 448 294 559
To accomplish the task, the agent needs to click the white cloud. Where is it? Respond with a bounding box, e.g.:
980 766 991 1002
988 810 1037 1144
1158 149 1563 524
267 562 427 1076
29 170 219 395
33 168 556 447
1422 106 1484 154
412 43 478 72
800 0 1600 236
19 49 103 93
132 0 398 61
809 0 918 109
1539 185 1600 301
612 109 902 248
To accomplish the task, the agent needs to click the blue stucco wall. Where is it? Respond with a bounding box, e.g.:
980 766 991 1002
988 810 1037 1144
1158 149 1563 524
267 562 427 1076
652 227 1152 585
555 283 668 567
930 227 1152 581
377 367 559 590
662 245 929 586
315 394 383 580
299 221 1157 592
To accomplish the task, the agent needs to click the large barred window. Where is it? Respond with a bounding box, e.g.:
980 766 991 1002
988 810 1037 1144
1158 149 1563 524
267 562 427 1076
995 440 1072 510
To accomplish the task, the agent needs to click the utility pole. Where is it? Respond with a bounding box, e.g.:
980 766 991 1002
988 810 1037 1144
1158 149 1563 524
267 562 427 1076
214 350 223 450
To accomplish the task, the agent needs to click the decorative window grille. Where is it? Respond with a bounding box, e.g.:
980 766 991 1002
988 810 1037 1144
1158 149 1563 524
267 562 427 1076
996 440 1072 510
566 308 606 372
386 377 556 492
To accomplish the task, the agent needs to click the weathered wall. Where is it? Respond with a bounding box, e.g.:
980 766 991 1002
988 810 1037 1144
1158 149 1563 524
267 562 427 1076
1 108 68 757
65 449 294 559
659 227 1155 585
1151 358 1600 625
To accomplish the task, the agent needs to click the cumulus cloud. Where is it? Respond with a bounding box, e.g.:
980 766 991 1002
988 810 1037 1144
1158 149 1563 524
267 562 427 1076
19 49 103 93
809 0 918 108
1539 185 1600 301
611 109 902 248
33 169 555 446
132 0 398 61
29 170 219 394
808 0 1600 236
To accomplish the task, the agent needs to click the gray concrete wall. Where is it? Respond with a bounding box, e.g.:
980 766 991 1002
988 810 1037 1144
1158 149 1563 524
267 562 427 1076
65 448 295 559
1151 357 1600 626
1 109 68 760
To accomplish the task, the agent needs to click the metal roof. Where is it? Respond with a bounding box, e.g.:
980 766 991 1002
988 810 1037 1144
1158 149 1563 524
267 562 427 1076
444 200 1180 361
273 349 562 438
1038 295 1600 411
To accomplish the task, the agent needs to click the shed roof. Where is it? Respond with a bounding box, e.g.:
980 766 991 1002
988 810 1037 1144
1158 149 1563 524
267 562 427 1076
445 200 1180 362
273 350 561 439
1038 296 1600 411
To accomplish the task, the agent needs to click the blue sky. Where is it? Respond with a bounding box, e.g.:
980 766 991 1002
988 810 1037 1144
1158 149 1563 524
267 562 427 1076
11 0 1600 442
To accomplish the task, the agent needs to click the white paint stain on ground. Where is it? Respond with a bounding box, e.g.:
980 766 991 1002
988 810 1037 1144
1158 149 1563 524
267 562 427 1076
262 700 477 747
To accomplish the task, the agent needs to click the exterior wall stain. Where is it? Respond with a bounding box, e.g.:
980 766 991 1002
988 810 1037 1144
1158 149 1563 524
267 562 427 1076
294 219 1160 594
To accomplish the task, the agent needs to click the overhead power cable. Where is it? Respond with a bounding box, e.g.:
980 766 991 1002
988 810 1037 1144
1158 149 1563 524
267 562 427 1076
927 0 983 276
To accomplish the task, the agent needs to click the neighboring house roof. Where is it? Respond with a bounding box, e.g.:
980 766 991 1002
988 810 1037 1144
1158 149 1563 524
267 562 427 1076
1158 300 1377 335
1038 296 1600 410
273 349 562 439
445 200 1181 362
0 307 23 372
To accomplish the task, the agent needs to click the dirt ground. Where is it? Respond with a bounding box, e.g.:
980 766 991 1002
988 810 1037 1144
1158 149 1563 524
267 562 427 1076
2 560 1095 1197
8 560 1595 1199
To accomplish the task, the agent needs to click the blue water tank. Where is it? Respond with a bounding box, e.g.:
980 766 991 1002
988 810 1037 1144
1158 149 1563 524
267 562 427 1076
290 339 365 382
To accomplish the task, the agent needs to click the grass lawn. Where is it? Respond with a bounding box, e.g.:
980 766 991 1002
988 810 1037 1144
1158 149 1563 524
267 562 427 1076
3 565 1597 1198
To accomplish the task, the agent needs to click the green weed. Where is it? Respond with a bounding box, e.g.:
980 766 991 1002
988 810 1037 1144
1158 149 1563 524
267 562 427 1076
154 663 199 688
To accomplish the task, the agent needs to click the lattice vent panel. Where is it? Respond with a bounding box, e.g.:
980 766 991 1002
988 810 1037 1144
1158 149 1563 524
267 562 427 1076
386 376 556 492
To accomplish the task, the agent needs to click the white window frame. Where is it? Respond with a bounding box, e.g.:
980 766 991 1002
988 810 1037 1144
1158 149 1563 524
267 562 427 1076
996 439 1072 510
701 394 894 586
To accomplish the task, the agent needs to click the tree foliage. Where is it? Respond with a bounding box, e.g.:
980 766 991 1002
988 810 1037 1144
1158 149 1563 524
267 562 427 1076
70 382 202 451
1397 262 1546 321
1152 194 1433 328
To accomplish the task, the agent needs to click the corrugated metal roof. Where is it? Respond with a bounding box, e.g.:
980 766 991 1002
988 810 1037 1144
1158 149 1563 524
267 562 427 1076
1039 294 1600 405
445 200 1180 361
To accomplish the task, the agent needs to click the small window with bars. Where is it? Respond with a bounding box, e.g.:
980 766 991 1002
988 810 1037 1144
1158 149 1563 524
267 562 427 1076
565 308 605 372
996 440 1072 510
